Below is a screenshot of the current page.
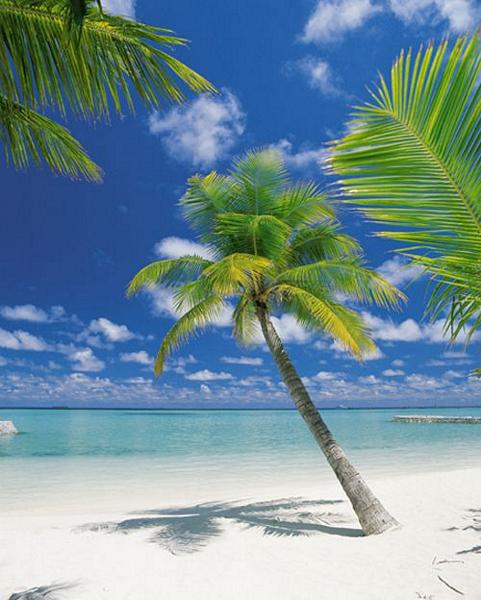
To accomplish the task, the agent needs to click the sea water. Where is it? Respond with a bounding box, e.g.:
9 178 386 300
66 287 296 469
1 407 480 512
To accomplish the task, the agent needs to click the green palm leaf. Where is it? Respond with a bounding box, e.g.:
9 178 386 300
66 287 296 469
0 94 100 180
0 0 214 179
0 0 214 117
127 256 212 296
273 260 404 309
269 283 376 358
154 295 227 376
330 35 481 347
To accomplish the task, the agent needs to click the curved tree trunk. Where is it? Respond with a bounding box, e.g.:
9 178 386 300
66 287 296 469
256 306 399 536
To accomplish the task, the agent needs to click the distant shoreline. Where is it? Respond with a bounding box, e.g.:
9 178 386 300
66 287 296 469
1 405 481 411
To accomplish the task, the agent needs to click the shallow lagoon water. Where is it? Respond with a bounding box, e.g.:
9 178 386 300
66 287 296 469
1 407 481 512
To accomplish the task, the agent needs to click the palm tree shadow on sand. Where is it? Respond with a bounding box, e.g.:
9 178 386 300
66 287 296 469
8 583 75 600
451 508 481 556
78 497 363 555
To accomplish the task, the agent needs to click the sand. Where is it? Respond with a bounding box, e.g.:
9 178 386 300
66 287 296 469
0 466 480 600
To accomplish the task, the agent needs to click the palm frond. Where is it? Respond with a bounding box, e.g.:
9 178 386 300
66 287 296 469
232 293 259 345
154 295 226 376
269 182 334 227
214 213 292 260
269 283 376 358
289 223 362 264
273 260 405 309
0 94 101 180
182 172 234 240
229 149 289 215
0 0 214 118
330 35 481 342
127 256 212 296
201 253 271 295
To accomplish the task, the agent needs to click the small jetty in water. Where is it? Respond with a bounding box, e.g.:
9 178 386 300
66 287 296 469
393 415 481 424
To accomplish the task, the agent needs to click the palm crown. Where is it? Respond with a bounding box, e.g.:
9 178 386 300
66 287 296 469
128 150 404 375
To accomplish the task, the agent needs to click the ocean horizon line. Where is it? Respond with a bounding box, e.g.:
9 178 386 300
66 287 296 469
2 405 481 412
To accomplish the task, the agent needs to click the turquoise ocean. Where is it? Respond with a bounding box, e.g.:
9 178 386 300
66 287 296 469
1 407 481 512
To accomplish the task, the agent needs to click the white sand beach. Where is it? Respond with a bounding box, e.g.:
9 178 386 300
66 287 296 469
1 465 480 600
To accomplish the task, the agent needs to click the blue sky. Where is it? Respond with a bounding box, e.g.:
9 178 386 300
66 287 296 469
1 0 480 408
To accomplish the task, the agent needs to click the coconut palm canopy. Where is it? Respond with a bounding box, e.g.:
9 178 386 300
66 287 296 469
0 0 213 181
128 150 404 375
330 35 481 368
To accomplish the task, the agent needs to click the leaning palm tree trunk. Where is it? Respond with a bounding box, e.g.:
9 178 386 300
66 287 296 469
256 305 398 535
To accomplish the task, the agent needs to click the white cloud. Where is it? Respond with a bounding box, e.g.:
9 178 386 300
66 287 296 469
69 348 105 373
0 304 69 323
382 368 405 376
120 351 153 366
0 328 50 351
296 57 342 96
101 0 135 18
270 315 311 344
221 356 264 366
313 370 338 380
185 369 234 381
377 256 423 287
87 318 136 343
389 0 479 32
303 0 381 44
200 384 212 396
358 374 382 384
154 236 214 260
392 359 405 367
270 139 327 172
0 304 48 322
148 91 246 168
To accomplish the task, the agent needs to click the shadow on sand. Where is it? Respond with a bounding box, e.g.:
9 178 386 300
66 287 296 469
8 583 75 600
449 508 481 556
78 497 363 555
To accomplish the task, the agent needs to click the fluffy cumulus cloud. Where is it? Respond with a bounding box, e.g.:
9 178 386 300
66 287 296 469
221 356 263 366
154 237 214 260
296 56 342 96
302 0 479 45
362 312 479 345
0 304 69 323
68 348 105 373
0 328 50 351
382 368 405 376
377 256 423 288
185 369 234 381
148 91 246 168
269 139 327 173
101 0 136 18
120 351 153 366
87 318 137 343
389 0 479 32
303 0 381 44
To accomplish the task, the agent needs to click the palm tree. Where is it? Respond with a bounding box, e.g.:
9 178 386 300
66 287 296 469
330 35 481 371
0 0 214 181
128 149 405 535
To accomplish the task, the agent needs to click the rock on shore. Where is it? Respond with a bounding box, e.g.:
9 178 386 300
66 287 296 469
0 421 18 435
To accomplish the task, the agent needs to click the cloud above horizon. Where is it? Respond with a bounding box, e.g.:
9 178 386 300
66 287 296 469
154 237 214 261
101 0 136 18
302 0 479 46
376 256 424 288
148 91 246 168
0 304 70 324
